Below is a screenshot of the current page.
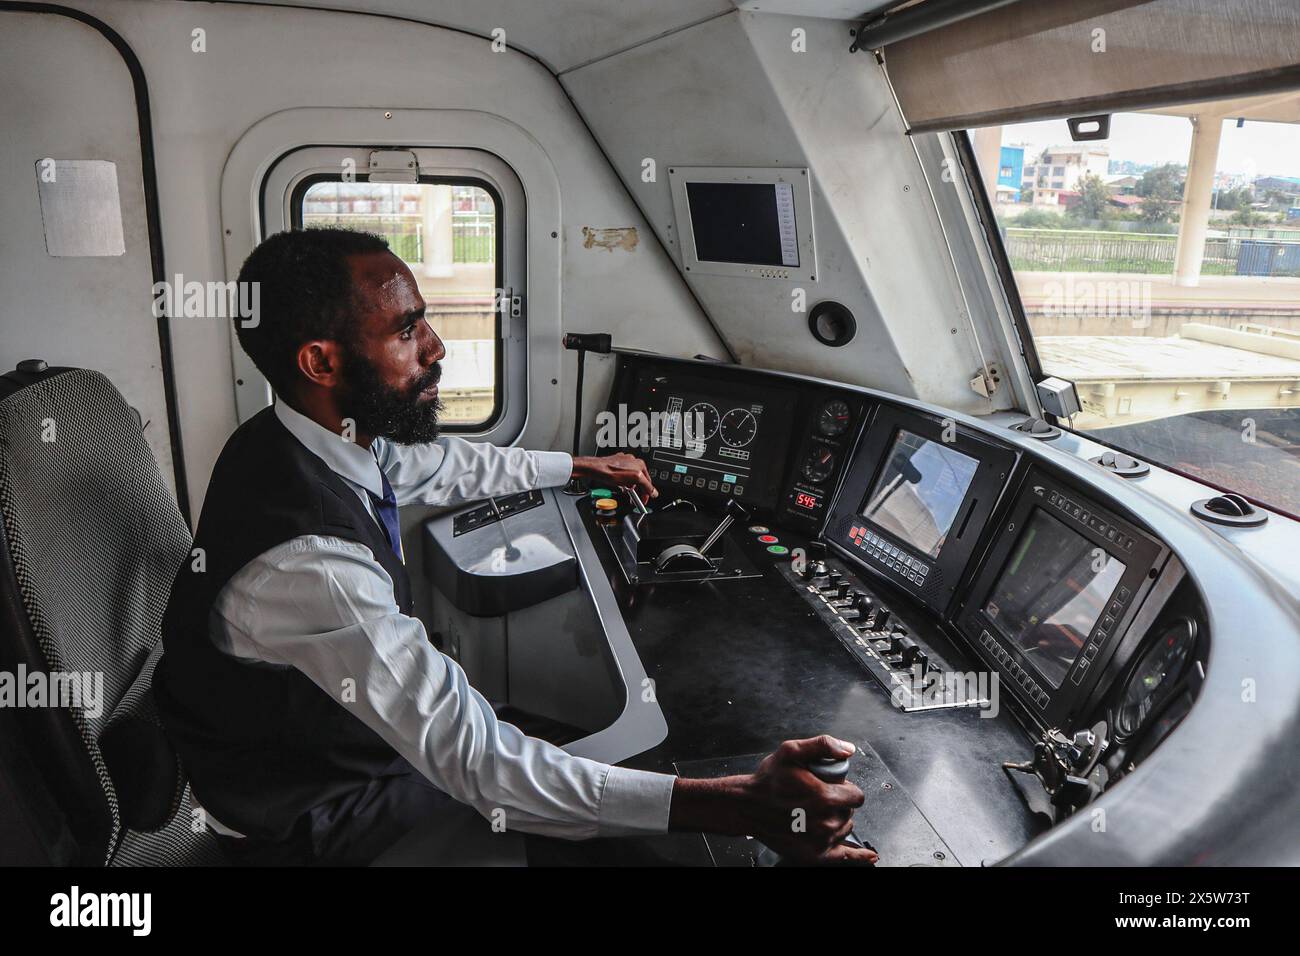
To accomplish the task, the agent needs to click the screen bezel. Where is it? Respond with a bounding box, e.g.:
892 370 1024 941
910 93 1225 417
825 405 1018 616
668 166 818 281
957 466 1168 730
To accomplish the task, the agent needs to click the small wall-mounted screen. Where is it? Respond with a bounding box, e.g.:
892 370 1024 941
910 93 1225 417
984 509 1126 689
861 429 979 559
685 181 799 267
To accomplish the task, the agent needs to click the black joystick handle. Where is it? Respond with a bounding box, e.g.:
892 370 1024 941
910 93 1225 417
808 755 874 856
808 757 851 784
755 752 875 866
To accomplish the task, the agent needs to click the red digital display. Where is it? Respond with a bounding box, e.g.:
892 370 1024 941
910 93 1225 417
794 491 821 511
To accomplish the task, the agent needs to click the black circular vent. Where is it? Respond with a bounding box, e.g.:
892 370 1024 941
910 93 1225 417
1090 450 1150 478
1010 418 1061 440
808 301 856 347
1190 493 1267 527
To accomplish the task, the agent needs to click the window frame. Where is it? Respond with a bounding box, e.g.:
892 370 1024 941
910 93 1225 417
244 144 529 447
952 130 1047 388
289 172 507 433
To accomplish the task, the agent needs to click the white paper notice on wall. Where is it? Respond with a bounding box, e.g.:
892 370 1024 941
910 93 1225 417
35 159 126 257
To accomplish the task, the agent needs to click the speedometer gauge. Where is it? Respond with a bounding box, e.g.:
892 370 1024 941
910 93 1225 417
817 399 852 437
1115 616 1197 739
720 408 757 447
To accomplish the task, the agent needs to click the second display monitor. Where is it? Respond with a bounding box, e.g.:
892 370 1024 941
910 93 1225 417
827 406 1018 614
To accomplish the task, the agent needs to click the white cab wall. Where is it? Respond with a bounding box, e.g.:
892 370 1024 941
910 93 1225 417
563 10 1015 413
62 0 725 513
0 12 177 493
224 0 736 73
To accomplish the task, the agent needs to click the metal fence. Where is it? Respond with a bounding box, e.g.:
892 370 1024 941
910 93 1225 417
301 213 495 264
1004 229 1300 277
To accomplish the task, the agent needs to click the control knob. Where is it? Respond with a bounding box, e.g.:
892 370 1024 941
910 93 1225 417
894 636 921 667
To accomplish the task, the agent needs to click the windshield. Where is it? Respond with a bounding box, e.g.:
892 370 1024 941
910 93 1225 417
967 94 1300 518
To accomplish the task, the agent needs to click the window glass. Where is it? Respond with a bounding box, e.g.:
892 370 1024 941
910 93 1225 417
969 97 1300 517
300 180 498 428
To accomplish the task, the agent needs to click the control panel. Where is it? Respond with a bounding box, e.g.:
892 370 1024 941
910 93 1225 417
777 392 868 529
780 546 988 712
608 354 867 530
600 354 1190 753
453 489 546 536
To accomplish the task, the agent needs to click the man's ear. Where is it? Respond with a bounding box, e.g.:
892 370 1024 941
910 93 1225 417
297 340 346 388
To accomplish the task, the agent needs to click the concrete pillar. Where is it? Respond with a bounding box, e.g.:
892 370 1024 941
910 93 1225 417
1172 115 1224 288
421 184 454 279
973 126 1004 202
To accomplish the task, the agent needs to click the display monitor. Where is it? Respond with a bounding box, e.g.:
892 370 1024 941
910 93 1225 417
668 167 817 280
860 429 979 560
622 369 794 509
685 182 800 268
983 509 1127 689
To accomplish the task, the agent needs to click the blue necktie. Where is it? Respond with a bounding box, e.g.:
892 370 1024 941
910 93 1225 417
368 466 404 563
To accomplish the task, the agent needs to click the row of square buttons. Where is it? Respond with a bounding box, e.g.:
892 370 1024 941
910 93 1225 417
659 469 743 496
1047 491 1135 552
848 526 929 585
979 630 1049 710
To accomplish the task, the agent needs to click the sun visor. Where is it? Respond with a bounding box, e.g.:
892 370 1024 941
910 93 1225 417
874 0 1300 132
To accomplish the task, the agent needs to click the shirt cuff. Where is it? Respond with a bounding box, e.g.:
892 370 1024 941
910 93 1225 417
596 766 676 837
532 450 573 489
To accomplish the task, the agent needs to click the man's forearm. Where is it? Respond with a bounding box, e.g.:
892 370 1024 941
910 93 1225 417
668 775 758 836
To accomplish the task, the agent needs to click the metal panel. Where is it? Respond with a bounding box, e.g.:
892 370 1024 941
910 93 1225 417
35 159 125 257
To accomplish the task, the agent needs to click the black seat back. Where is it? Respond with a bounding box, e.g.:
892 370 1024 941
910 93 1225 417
0 362 221 865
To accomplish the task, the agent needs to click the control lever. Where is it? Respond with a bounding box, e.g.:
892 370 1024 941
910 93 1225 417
757 754 876 866
807 540 829 579
808 759 874 856
699 497 748 556
653 498 749 574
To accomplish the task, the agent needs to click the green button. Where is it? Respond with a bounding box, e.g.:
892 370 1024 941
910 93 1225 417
590 488 614 499
766 545 790 555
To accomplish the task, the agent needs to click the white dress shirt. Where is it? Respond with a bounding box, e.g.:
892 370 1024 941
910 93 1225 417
202 400 677 841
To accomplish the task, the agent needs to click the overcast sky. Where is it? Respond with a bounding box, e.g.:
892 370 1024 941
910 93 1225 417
993 113 1299 179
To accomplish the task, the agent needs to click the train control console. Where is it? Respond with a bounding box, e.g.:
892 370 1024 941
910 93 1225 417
425 351 1287 865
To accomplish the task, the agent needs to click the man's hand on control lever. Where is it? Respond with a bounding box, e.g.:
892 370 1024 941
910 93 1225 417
571 453 658 500
669 735 878 864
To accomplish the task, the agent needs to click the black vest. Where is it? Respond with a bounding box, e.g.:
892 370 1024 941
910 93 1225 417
155 406 412 842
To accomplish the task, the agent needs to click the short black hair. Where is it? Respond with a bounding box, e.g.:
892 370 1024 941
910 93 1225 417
234 227 392 395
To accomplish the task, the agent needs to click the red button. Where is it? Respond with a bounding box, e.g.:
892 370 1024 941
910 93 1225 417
757 534 778 544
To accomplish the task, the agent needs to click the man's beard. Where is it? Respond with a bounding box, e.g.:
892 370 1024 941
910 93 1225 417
342 348 443 445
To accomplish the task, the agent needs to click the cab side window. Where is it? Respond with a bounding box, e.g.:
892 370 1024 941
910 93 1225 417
298 180 501 429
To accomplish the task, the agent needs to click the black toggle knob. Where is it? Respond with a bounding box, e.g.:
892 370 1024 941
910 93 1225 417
896 636 921 667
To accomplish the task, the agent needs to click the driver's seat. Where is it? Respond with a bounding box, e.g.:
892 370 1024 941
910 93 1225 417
0 360 222 865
